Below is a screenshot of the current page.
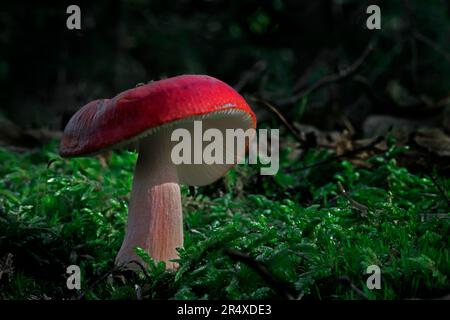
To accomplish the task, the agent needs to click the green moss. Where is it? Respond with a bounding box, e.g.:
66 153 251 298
0 139 448 300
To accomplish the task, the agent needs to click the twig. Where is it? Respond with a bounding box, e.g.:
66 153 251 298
127 260 152 281
277 43 375 106
292 51 328 92
250 96 306 145
76 260 151 300
224 248 295 300
234 61 267 92
289 136 385 173
338 276 369 300
414 32 450 64
77 266 118 300
337 182 369 218
252 97 385 172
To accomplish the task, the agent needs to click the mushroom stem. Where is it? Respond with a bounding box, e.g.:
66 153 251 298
115 131 183 270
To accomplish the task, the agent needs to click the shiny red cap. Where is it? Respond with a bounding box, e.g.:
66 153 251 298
59 75 256 157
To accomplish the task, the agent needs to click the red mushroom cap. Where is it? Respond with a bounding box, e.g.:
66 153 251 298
60 75 255 157
59 75 257 186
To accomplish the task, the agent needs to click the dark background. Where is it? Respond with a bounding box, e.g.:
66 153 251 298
0 1 449 301
0 0 449 139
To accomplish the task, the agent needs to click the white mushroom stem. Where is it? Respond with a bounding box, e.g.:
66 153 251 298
115 131 183 270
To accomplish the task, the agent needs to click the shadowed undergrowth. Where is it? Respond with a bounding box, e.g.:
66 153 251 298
0 138 449 300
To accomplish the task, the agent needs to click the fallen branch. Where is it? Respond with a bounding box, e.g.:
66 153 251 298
250 96 306 145
277 42 375 106
224 248 296 300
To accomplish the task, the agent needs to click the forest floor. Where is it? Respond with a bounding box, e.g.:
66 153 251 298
0 136 449 300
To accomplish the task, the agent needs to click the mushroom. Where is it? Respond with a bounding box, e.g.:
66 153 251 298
59 75 256 269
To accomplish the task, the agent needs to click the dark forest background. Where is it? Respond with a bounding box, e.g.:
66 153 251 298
0 0 449 145
1 1 450 301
